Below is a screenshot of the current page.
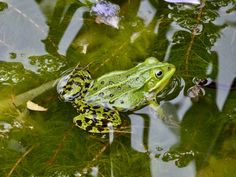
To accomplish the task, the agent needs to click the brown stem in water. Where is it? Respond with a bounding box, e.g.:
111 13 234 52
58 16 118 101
6 145 35 177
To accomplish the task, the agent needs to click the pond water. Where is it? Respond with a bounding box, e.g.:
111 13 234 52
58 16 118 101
0 0 236 177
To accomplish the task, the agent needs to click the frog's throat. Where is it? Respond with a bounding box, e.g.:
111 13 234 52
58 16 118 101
149 65 176 92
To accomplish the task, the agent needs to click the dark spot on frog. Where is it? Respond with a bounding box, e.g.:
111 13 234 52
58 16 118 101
85 117 91 123
93 105 100 109
100 81 105 84
83 106 90 111
90 109 96 114
109 94 114 97
85 83 90 88
76 120 82 126
103 114 109 118
65 86 72 91
97 126 104 131
101 119 109 127
110 112 115 116
86 126 93 131
109 100 114 104
136 77 139 81
120 100 124 104
82 90 88 94
90 121 96 127
99 92 104 97
93 87 98 91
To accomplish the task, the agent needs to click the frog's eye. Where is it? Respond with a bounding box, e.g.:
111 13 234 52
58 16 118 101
155 70 163 78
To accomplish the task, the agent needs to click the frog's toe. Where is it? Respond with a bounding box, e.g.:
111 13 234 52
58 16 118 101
73 111 121 133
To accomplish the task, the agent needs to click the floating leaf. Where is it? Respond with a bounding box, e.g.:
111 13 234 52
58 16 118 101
91 1 120 28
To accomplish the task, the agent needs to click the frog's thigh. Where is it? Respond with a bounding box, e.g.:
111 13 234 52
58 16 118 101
73 109 121 133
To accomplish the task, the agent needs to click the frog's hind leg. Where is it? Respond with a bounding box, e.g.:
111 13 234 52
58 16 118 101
73 102 121 133
57 68 92 102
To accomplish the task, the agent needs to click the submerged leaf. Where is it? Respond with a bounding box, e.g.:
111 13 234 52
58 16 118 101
26 100 48 112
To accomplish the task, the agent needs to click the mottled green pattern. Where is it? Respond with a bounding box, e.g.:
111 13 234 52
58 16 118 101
57 67 92 101
72 100 121 133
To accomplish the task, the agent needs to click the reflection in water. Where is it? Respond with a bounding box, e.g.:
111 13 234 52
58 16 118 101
129 96 196 177
0 121 12 134
108 123 115 177
164 22 191 61
90 166 99 177
212 27 236 110
0 0 48 68
137 0 156 26
212 3 236 111
170 79 192 120
58 7 88 55
148 101 196 177
130 114 147 152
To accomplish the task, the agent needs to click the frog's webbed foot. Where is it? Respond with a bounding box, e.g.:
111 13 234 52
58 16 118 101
149 101 180 128
73 104 121 133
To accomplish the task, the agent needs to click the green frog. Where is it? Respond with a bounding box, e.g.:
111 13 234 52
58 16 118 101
57 57 175 133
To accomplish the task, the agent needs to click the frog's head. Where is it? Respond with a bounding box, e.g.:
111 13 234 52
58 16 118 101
142 57 176 94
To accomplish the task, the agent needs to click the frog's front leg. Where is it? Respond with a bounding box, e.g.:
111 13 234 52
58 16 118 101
149 100 180 128
149 100 165 119
72 101 121 133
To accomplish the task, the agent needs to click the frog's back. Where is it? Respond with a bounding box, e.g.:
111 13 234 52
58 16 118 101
84 57 175 111
84 65 153 110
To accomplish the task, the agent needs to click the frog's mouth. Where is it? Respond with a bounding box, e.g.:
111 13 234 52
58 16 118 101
150 64 176 93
